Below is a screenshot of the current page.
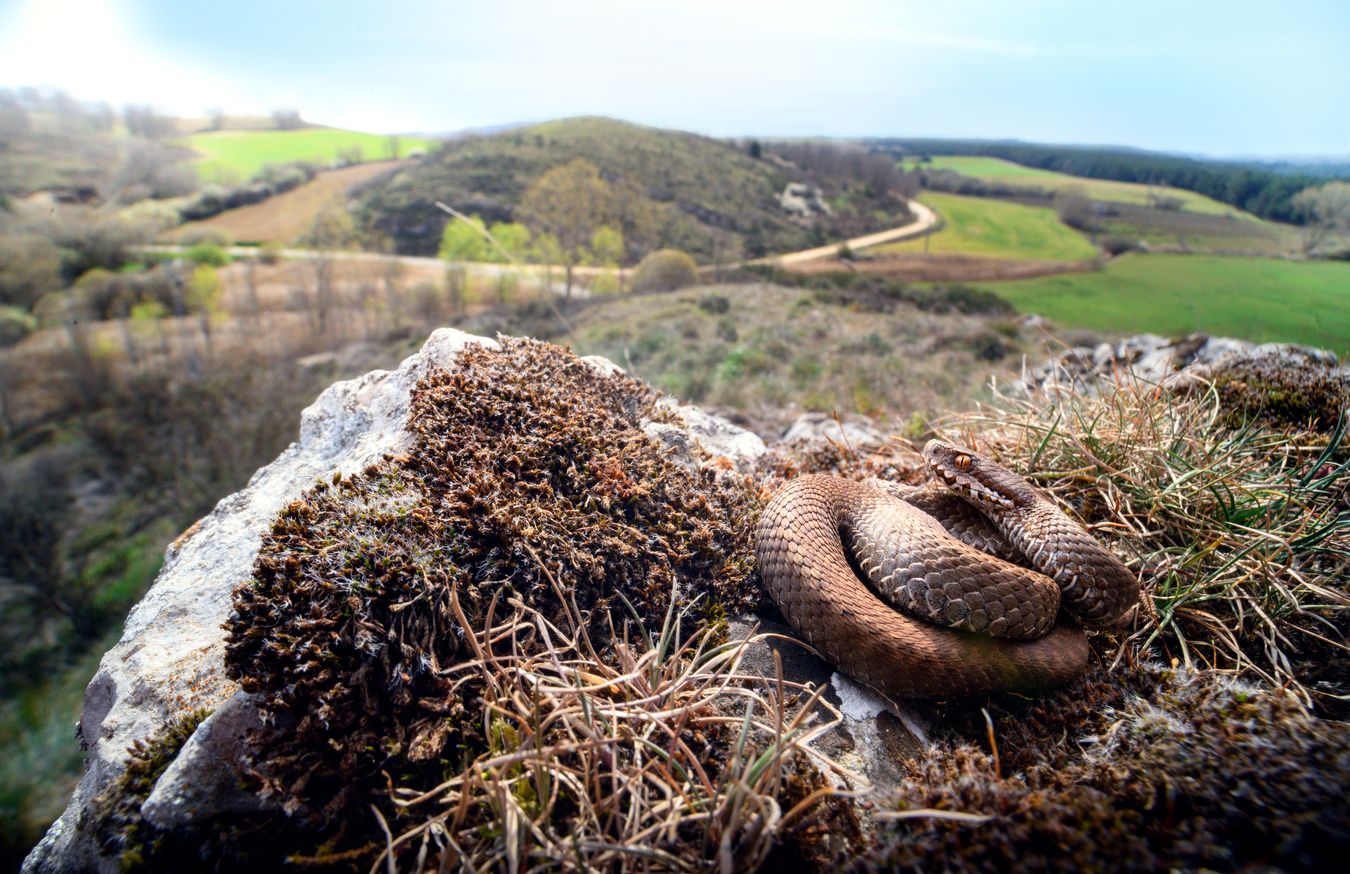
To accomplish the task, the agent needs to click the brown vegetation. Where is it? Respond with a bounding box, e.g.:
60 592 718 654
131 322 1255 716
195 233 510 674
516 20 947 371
170 160 405 245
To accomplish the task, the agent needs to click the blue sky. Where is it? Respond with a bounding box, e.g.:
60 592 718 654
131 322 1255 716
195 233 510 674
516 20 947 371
0 0 1346 156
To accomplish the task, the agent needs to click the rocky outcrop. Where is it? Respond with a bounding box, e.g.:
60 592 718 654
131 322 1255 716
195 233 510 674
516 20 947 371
1012 332 1346 396
23 329 916 872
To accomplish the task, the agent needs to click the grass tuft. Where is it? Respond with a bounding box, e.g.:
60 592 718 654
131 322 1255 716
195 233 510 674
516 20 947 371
936 371 1350 710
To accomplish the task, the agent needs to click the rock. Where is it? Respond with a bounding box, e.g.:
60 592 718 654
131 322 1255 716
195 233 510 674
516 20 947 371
1012 332 1346 396
23 329 785 872
730 616 926 793
780 412 888 452
140 692 279 829
25 329 505 873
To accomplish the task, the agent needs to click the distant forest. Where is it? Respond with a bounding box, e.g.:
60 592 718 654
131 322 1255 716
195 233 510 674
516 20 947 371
870 139 1347 224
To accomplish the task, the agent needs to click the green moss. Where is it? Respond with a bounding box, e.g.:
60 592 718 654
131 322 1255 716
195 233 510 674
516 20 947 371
92 708 211 872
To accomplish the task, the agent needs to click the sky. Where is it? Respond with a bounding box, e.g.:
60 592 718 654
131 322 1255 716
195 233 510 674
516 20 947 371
0 0 1346 157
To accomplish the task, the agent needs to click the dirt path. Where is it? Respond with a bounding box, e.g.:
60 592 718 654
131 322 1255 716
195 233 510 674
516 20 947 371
743 199 939 267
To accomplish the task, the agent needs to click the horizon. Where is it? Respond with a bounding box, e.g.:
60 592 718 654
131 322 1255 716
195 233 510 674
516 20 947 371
0 0 1348 159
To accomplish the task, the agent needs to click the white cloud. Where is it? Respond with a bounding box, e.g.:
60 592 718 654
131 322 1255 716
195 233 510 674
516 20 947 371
0 0 241 113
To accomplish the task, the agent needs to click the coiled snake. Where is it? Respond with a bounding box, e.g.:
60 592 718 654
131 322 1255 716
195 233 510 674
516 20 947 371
756 440 1138 697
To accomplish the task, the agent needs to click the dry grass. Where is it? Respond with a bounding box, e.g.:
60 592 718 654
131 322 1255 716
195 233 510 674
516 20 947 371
371 590 857 873
934 372 1350 709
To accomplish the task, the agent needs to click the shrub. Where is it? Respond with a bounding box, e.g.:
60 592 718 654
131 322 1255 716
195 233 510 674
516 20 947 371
632 248 699 293
0 234 62 310
256 242 284 265
0 305 36 347
183 243 229 268
1101 235 1144 256
176 227 233 248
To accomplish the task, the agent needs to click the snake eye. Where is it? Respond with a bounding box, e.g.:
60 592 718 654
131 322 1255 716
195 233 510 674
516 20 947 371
954 454 972 471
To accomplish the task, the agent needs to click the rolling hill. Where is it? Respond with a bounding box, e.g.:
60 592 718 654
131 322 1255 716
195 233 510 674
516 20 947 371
357 117 909 260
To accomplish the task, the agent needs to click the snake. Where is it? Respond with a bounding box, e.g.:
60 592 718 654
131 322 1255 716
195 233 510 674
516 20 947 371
755 439 1139 698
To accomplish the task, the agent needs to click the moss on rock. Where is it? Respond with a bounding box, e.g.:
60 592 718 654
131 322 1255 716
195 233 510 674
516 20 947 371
222 338 763 854
91 708 211 871
854 664 1350 872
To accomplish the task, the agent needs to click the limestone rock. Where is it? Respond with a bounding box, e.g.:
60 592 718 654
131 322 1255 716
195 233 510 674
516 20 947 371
1013 332 1346 396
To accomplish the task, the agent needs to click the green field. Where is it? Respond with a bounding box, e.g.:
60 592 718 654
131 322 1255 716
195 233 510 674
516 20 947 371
912 155 1250 218
183 128 437 182
975 253 1350 354
878 192 1098 262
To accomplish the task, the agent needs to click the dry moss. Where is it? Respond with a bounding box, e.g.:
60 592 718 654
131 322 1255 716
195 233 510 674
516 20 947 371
855 664 1350 872
222 338 765 861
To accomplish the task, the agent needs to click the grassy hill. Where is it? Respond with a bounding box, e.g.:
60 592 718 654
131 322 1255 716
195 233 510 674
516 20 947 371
915 156 1248 216
877 192 1098 262
974 253 1350 354
182 128 437 182
358 117 906 260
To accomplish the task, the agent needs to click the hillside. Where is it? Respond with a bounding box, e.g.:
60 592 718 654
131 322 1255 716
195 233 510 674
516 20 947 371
358 117 909 260
873 138 1340 223
914 156 1249 216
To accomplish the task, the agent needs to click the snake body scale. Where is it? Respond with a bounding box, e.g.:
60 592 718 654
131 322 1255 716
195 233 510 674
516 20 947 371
756 440 1139 698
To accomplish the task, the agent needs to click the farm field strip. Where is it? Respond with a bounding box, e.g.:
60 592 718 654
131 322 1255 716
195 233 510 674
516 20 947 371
182 128 437 181
876 192 1098 262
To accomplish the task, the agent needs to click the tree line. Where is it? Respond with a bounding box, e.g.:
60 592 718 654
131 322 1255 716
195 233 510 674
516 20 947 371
871 138 1345 224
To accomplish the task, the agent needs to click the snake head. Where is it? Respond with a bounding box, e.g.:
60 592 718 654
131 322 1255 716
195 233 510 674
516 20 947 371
922 439 1036 512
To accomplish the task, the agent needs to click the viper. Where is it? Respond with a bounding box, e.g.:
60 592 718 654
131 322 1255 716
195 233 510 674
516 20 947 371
755 440 1138 697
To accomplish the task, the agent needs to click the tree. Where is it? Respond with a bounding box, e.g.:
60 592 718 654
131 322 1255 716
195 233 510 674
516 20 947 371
1054 185 1095 234
271 108 304 130
439 214 492 263
518 158 617 297
588 225 624 267
1292 181 1350 255
122 104 176 139
487 222 532 262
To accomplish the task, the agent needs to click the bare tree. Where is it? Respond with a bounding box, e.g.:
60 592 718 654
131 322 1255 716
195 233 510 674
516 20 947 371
1292 181 1350 255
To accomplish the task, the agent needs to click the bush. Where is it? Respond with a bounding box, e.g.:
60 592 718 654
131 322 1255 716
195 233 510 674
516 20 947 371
0 305 36 347
183 243 229 268
1101 235 1144 256
175 227 232 248
631 248 699 293
256 242 284 265
0 234 62 310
